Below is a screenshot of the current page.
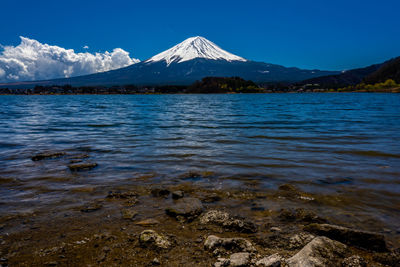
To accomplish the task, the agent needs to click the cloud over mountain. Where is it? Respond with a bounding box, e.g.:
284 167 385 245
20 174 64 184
0 37 139 82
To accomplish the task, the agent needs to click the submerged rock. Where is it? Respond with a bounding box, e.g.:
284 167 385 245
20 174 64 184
286 236 347 267
200 210 257 233
80 203 102 212
165 197 203 221
121 208 137 220
256 253 282 267
68 162 98 171
204 235 256 254
277 184 301 199
151 187 170 197
278 208 326 224
31 151 66 161
304 223 388 252
106 190 137 199
202 192 222 203
139 230 171 249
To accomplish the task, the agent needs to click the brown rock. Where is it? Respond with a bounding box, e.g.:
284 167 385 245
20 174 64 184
68 162 98 171
32 152 66 161
304 223 388 252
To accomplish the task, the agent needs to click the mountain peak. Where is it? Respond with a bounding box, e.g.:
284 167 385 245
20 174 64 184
145 36 247 66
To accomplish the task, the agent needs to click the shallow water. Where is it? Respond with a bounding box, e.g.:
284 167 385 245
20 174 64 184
0 93 399 230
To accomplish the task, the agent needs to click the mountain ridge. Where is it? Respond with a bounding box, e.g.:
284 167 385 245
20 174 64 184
145 36 246 65
0 36 340 88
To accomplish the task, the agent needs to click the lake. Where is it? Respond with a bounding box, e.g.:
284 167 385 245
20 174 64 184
0 93 400 237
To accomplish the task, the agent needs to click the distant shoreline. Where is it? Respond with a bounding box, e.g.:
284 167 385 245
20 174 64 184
1 90 399 95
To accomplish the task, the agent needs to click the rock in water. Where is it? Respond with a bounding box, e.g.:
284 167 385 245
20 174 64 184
139 230 171 249
286 236 347 267
304 223 388 252
204 235 255 253
151 187 170 197
256 253 282 267
165 197 203 221
31 152 66 161
121 208 137 220
107 190 137 199
68 162 98 171
200 210 257 233
80 203 102 212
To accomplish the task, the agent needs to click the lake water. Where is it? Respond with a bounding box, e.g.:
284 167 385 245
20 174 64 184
0 93 400 232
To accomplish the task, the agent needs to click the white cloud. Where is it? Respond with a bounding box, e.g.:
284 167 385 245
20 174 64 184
0 37 140 82
83 45 89 49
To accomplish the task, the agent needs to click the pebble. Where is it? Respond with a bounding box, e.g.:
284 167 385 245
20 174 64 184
134 218 160 226
172 190 184 199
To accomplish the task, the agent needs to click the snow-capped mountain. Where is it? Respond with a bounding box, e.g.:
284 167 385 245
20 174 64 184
145 36 246 65
1 36 340 87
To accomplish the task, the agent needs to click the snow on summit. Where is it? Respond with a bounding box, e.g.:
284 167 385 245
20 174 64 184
145 36 247 66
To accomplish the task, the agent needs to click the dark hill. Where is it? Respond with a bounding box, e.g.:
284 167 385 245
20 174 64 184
363 57 400 84
298 63 383 88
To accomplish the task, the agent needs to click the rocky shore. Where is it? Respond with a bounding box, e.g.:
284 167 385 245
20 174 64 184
0 152 399 266
0 181 399 267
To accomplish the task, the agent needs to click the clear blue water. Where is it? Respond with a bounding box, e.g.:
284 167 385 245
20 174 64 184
0 93 399 228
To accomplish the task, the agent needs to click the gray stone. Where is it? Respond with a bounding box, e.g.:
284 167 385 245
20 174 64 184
200 210 257 233
229 252 251 266
286 236 347 267
288 232 315 250
214 257 230 267
165 197 203 221
139 230 171 249
341 255 367 267
204 235 255 253
256 253 282 267
304 223 388 252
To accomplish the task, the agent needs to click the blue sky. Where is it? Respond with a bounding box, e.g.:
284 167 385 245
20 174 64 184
1 0 400 71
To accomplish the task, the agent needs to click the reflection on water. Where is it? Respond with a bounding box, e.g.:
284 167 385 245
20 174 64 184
0 93 399 228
